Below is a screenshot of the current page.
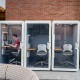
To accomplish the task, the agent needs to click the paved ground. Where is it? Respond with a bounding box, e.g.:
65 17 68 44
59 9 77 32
35 70 80 80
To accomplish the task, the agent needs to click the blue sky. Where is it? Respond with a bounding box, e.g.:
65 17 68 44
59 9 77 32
0 0 5 9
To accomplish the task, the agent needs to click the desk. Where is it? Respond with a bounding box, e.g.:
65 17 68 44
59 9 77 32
1 46 11 55
27 48 36 51
1 46 10 49
27 48 36 57
55 48 62 51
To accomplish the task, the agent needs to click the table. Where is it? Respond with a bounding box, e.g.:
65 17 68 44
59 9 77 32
1 46 10 48
27 48 36 51
55 48 62 51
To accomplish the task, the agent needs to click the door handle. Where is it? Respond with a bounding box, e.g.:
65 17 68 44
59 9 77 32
20 42 23 48
47 42 51 49
75 42 79 49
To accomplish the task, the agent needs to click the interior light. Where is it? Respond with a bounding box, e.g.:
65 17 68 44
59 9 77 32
3 27 6 28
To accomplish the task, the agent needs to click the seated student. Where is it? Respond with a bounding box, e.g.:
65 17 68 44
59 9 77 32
3 34 20 63
6 34 20 62
8 34 20 52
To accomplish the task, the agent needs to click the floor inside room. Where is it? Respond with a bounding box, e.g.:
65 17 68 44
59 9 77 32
27 55 48 68
54 52 76 69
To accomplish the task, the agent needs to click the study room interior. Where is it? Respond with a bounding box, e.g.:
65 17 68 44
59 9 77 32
52 22 79 70
0 23 22 65
25 22 51 69
0 21 79 71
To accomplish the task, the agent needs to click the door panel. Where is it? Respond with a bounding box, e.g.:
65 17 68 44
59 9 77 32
0 21 24 66
24 21 51 70
52 21 79 71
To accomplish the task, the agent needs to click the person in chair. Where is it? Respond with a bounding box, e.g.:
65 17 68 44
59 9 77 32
4 34 20 63
8 34 20 52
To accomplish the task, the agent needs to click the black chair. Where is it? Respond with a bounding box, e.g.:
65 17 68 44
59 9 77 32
8 49 21 65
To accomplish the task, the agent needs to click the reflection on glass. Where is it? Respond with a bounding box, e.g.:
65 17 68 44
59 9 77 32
26 24 49 68
54 24 78 69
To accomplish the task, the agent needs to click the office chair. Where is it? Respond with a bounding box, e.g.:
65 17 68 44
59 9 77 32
35 44 48 66
62 44 74 66
8 49 21 65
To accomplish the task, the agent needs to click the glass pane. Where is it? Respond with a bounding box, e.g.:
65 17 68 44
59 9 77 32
0 23 22 65
54 24 78 69
26 23 49 68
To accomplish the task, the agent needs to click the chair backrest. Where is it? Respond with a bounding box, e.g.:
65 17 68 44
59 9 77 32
37 44 47 52
63 44 73 52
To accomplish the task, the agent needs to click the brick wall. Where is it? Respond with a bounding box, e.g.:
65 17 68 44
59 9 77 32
6 0 80 20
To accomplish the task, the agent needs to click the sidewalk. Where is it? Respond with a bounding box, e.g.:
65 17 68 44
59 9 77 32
35 70 80 80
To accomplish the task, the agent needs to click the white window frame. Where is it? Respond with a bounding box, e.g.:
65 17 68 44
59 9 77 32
52 20 79 71
24 20 51 70
0 21 24 66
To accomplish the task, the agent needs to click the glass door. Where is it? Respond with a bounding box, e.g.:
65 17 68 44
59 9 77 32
0 21 24 66
24 21 51 70
52 21 79 71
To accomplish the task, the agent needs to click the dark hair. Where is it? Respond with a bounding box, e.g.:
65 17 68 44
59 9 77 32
12 34 17 37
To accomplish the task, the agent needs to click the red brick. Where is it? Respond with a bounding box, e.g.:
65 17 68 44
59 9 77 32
6 0 80 20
